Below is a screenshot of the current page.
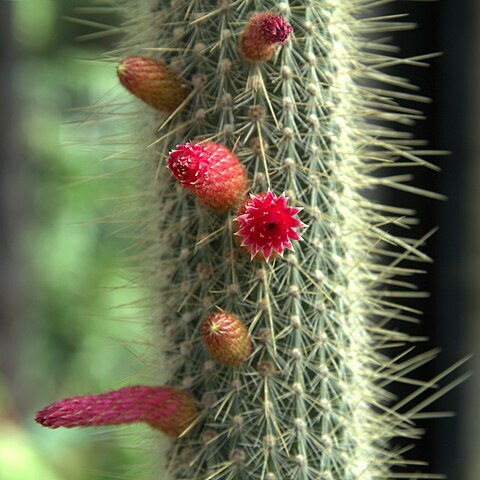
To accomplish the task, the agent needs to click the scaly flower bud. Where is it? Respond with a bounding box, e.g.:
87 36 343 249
35 386 199 438
117 56 188 112
234 191 305 261
167 142 247 211
201 311 252 366
240 13 293 62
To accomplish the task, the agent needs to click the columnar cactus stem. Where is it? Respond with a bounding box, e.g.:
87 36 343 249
34 1 458 479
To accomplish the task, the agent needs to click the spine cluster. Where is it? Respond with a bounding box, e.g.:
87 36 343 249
35 1 449 479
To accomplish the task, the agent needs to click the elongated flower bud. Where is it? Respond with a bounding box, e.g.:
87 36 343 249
234 191 305 261
35 386 199 438
240 13 292 62
167 142 247 211
117 56 188 112
201 311 252 366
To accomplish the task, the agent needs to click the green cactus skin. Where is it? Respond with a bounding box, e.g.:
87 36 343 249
86 0 466 479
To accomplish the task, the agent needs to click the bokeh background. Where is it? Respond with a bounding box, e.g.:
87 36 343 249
0 0 478 479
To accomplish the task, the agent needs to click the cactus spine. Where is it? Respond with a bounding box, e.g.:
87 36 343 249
35 0 457 479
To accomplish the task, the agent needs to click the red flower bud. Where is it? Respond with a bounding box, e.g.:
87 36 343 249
167 142 247 211
117 56 188 112
201 311 252 366
240 13 292 62
35 386 199 438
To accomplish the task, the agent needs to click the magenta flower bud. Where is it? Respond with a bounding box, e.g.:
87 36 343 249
35 385 199 438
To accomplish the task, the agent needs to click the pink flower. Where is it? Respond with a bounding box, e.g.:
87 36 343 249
167 142 247 211
117 56 188 112
240 13 293 62
35 386 199 438
234 191 305 261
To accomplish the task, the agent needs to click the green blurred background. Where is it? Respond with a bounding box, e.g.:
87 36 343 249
0 1 153 478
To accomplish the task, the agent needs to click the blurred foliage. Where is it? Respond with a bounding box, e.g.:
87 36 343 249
0 0 153 478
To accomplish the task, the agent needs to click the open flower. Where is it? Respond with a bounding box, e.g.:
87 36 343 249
234 191 305 261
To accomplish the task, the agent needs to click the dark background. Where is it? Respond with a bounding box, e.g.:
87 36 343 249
381 1 477 478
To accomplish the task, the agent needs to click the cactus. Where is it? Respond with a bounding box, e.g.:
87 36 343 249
35 0 468 479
